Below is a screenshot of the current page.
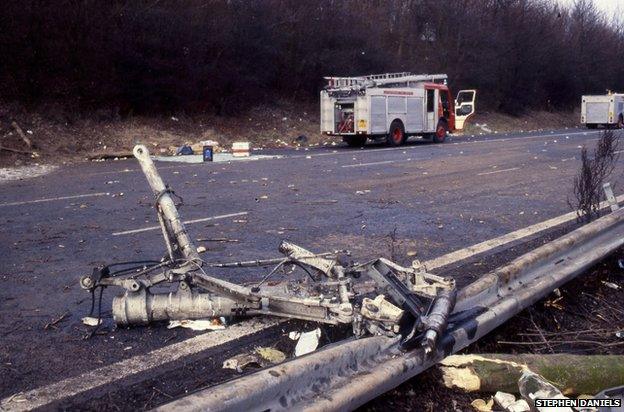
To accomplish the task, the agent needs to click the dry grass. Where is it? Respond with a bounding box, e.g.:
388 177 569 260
1 101 580 166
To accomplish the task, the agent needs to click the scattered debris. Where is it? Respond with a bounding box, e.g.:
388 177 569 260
196 246 207 254
232 141 251 157
471 398 494 412
167 318 226 331
293 135 308 145
494 391 516 410
255 347 286 364
601 280 620 290
493 391 530 412
223 347 286 372
81 316 102 327
294 328 321 357
43 311 70 330
519 370 573 412
176 145 194 156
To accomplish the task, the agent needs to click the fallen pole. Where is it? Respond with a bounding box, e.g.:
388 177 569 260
155 207 624 412
438 354 624 395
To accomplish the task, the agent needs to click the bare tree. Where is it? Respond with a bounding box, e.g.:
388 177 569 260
570 130 620 223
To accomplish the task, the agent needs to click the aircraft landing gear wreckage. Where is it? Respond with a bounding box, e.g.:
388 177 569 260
80 145 456 353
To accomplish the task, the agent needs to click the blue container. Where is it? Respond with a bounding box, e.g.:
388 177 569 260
202 146 213 162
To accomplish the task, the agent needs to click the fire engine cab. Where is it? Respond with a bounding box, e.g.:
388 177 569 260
320 72 476 146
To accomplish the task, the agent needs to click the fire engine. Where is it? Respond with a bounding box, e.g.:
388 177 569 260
320 72 476 146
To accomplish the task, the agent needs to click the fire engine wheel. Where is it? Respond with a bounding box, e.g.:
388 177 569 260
343 135 367 147
433 121 448 143
618 115 624 129
387 120 406 146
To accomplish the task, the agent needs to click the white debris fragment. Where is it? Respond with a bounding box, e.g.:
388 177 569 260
294 328 321 357
196 246 207 253
167 318 226 331
506 399 530 412
494 391 517 410
601 281 620 290
471 398 494 412
81 316 102 326
288 331 301 340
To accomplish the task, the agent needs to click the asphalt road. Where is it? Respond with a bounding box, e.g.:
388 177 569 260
1 127 622 409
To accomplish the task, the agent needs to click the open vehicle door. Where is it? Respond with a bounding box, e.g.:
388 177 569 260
454 89 476 130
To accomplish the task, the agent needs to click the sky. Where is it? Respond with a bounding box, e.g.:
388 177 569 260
559 0 624 23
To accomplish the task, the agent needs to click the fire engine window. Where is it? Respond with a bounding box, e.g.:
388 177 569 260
440 91 449 107
426 89 435 112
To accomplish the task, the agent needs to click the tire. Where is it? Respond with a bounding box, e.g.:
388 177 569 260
618 115 624 129
343 135 367 147
386 120 406 146
432 120 448 143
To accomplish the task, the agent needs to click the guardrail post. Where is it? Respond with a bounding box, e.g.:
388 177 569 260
603 182 619 212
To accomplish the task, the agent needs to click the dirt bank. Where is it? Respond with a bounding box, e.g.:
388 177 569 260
0 101 581 167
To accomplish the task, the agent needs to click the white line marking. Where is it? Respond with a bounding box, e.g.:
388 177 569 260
112 212 248 236
0 319 282 412
89 130 601 176
477 167 520 176
341 160 398 168
426 194 624 270
292 130 598 160
0 192 109 207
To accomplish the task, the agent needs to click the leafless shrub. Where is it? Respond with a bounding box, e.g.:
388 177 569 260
570 130 620 223
385 227 408 265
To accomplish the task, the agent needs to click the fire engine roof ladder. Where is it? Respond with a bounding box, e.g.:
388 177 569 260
324 73 448 90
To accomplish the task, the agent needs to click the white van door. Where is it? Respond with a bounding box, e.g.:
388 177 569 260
455 90 476 130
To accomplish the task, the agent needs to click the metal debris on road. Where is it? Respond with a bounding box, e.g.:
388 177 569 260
167 318 226 331
294 328 321 357
79 145 457 355
81 316 102 327
223 347 286 373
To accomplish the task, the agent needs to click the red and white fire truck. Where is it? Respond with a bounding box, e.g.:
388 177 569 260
320 72 476 146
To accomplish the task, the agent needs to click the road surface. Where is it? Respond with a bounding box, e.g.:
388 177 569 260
1 128 621 410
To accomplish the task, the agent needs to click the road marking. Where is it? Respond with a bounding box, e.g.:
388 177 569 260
112 212 248 236
86 164 202 176
0 319 282 412
0 192 109 207
291 130 599 161
341 160 399 168
477 167 520 176
86 130 602 177
426 194 624 270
